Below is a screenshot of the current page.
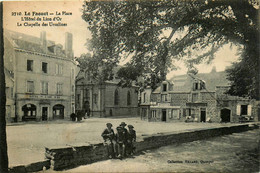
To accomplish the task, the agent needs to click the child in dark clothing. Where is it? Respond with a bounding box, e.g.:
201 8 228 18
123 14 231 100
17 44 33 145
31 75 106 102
115 126 126 159
127 125 136 155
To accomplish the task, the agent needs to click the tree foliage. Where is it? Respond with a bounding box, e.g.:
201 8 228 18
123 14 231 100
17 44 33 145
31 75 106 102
81 0 259 98
76 53 115 83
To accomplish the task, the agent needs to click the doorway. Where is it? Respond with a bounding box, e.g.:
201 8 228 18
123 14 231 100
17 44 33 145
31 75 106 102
221 108 231 122
42 107 48 121
200 108 206 122
22 104 37 121
162 109 166 122
53 104 64 119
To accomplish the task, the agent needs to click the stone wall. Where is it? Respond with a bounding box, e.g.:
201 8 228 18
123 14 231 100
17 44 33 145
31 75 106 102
45 143 107 170
44 123 259 171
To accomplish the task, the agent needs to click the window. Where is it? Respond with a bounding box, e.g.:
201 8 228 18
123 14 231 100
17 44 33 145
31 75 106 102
201 82 205 89
114 89 119 105
42 62 48 73
77 94 80 105
195 83 199 90
193 81 205 90
161 94 168 102
152 110 156 118
11 87 13 98
93 94 97 104
57 83 63 95
183 108 186 117
55 64 63 75
27 60 33 71
27 81 34 93
143 93 146 103
163 84 167 92
192 93 198 102
169 110 172 119
241 105 248 115
172 109 180 119
127 91 131 105
41 82 48 94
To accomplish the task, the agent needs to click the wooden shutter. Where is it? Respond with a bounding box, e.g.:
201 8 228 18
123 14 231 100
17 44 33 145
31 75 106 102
236 105 241 115
248 105 252 116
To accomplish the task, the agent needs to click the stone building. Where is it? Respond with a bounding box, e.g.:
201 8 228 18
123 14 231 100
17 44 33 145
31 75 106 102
4 30 77 122
5 67 15 122
75 69 139 117
140 69 258 123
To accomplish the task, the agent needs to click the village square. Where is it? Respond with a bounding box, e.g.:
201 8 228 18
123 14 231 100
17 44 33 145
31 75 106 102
1 0 259 172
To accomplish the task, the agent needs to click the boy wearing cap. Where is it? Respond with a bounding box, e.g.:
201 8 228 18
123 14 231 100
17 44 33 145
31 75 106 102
115 126 126 159
101 123 116 159
127 125 136 155
120 122 128 156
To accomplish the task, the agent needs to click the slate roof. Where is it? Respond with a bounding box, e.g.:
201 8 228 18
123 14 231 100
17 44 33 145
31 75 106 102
169 71 230 92
5 30 66 57
152 80 174 93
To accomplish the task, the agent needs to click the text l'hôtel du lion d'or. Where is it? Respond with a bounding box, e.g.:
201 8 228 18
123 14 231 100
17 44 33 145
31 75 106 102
12 11 72 27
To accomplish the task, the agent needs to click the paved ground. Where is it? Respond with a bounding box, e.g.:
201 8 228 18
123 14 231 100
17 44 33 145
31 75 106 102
7 117 247 167
44 129 260 173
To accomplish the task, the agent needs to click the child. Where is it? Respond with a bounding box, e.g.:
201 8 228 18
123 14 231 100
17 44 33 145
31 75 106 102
127 125 136 155
101 123 116 158
115 126 126 159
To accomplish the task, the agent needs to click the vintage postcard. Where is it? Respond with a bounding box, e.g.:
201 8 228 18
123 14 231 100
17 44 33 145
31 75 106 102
2 0 260 172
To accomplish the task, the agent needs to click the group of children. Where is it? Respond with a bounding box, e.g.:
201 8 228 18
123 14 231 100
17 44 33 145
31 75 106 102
101 122 136 159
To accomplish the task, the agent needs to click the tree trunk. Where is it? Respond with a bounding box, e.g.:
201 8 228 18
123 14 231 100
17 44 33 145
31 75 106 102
0 2 9 172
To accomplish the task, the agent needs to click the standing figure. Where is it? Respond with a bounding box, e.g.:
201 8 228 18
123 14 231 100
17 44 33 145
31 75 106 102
115 126 126 159
120 122 128 156
70 113 76 121
101 123 116 158
127 125 136 155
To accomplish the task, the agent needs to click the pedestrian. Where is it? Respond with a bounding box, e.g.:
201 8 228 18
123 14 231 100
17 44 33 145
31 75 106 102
120 122 128 156
77 110 83 122
127 125 136 155
101 123 116 159
115 126 126 159
70 113 76 121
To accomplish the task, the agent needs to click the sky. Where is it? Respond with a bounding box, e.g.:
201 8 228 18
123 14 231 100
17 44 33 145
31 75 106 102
3 1 240 79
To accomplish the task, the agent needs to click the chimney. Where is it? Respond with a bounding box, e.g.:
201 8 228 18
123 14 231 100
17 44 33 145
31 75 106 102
40 31 47 53
65 32 73 59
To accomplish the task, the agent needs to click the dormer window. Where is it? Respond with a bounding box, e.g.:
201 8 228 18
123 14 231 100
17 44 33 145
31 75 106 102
163 84 167 92
193 80 205 90
195 83 199 90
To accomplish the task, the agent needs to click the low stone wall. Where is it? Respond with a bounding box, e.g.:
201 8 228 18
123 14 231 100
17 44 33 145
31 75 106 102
9 160 50 173
45 143 107 170
44 123 259 171
10 123 259 172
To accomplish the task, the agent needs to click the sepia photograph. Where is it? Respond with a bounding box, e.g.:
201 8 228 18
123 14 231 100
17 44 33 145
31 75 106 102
0 0 259 172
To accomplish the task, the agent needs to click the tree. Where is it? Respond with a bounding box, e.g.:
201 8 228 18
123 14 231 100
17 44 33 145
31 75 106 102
82 0 259 97
0 2 9 172
76 53 116 83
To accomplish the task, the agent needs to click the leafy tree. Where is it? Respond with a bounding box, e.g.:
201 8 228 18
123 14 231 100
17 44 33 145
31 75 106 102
82 0 259 98
0 2 9 172
76 53 115 83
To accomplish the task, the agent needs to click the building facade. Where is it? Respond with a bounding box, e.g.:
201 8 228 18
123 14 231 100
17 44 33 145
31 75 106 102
140 69 259 123
4 30 77 122
75 70 139 117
